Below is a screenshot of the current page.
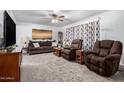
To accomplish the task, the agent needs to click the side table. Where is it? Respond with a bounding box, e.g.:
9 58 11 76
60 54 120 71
53 47 62 57
21 47 28 54
76 50 84 64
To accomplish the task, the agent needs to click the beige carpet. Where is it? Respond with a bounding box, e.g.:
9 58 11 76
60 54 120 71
21 53 124 82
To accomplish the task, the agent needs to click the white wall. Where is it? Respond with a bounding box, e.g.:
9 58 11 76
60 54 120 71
0 10 4 24
63 10 124 65
6 10 16 23
0 10 16 38
0 10 4 38
16 23 62 47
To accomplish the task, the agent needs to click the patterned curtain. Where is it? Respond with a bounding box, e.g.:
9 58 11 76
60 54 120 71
64 19 100 50
73 25 80 39
83 22 96 50
80 25 85 49
65 27 74 45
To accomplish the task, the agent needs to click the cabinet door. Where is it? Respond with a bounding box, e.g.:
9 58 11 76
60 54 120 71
0 54 6 81
5 54 20 82
0 53 20 82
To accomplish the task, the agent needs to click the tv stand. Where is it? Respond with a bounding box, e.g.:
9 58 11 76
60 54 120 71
0 51 22 82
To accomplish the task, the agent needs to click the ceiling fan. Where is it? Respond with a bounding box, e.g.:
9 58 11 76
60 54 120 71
48 13 65 23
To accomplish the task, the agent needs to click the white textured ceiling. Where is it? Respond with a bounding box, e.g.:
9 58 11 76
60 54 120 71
13 10 108 27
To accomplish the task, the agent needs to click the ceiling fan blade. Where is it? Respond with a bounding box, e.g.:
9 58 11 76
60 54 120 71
49 14 57 17
48 14 52 16
59 19 64 21
58 15 65 18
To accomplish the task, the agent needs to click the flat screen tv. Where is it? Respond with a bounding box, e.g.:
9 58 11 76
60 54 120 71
4 11 16 47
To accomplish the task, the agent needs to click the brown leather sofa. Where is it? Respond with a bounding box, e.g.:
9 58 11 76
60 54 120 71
84 40 123 77
61 39 82 61
28 40 53 55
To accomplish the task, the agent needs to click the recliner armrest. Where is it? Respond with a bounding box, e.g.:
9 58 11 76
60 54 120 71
70 48 79 50
105 54 121 60
63 47 71 49
105 54 121 67
105 54 121 76
84 50 98 55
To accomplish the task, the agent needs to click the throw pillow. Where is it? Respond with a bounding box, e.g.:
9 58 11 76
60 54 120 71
52 42 57 47
33 43 40 48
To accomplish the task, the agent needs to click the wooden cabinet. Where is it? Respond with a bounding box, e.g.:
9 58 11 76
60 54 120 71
0 52 22 82
76 50 84 64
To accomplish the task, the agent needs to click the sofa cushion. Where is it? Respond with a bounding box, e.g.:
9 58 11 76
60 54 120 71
29 47 42 51
40 41 52 46
93 41 100 54
29 41 34 47
72 39 81 44
90 56 105 69
71 39 82 49
30 40 41 43
90 65 105 75
29 40 41 47
41 46 53 50
110 41 122 54
99 49 109 57
71 44 79 49
101 40 114 49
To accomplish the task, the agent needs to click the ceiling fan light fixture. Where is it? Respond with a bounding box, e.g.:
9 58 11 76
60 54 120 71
51 19 58 23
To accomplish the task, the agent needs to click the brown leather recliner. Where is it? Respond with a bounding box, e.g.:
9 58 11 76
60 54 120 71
84 40 123 77
61 39 82 61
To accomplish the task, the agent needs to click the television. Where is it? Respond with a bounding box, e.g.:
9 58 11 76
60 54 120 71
4 11 16 47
